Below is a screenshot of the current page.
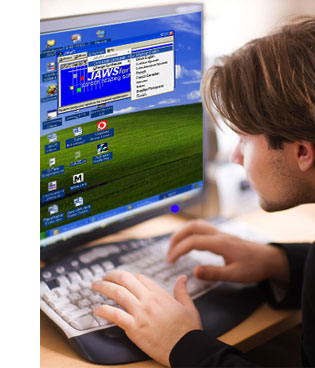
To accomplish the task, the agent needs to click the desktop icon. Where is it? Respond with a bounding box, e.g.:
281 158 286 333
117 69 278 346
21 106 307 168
49 158 56 167
72 34 82 43
97 143 108 154
73 173 84 184
47 110 57 120
47 62 56 72
47 85 57 96
48 204 59 215
97 120 107 131
75 151 81 160
48 181 57 192
74 197 84 207
73 127 83 136
48 133 57 143
96 30 106 38
46 40 56 48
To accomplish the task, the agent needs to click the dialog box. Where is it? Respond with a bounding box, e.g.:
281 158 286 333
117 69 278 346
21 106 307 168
57 32 175 114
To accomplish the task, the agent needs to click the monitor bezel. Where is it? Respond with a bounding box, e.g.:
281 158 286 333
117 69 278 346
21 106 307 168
40 3 206 261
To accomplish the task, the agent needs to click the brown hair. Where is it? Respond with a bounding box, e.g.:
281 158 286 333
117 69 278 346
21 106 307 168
202 16 315 149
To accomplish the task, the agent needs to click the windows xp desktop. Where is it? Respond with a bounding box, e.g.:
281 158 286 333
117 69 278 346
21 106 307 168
40 3 205 259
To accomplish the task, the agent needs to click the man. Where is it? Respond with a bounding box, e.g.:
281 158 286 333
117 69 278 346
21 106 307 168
92 17 315 367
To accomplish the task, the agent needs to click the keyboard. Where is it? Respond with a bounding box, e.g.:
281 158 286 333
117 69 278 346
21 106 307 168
40 235 221 337
40 218 270 364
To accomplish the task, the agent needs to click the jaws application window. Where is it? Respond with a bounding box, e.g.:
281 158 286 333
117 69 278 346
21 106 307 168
58 32 175 114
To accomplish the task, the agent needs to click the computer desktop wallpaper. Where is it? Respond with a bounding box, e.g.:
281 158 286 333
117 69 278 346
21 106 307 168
40 11 203 238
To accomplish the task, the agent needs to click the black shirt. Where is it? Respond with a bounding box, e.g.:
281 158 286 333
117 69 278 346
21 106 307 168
169 242 314 367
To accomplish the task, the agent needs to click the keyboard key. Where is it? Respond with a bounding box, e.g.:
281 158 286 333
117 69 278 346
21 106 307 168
102 261 115 271
52 286 69 297
80 280 92 289
91 264 105 277
48 296 70 309
56 275 71 287
79 254 93 264
55 303 79 317
120 244 129 251
130 241 140 249
90 246 112 258
79 268 94 280
42 271 52 279
56 266 66 274
63 307 92 323
78 298 92 309
89 294 105 304
68 271 82 283
94 315 110 327
68 283 81 293
71 260 80 268
106 299 117 306
80 288 93 298
70 314 99 330
68 292 82 303
79 245 121 265
40 282 50 297
42 290 59 304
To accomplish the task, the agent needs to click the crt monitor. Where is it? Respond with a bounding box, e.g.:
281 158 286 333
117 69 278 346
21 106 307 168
40 3 205 260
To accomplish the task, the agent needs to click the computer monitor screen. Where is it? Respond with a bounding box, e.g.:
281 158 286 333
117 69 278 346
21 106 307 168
40 3 204 259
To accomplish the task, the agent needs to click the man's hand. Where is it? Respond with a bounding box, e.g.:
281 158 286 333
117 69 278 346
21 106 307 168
167 219 290 284
92 271 202 367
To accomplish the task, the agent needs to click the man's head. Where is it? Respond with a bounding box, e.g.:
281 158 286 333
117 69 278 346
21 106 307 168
202 16 315 212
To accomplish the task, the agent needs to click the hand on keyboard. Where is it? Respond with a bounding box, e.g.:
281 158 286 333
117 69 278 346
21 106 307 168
92 270 202 368
40 235 216 339
167 219 290 284
40 222 269 364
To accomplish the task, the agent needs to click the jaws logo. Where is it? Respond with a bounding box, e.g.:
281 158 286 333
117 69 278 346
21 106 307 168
88 67 121 81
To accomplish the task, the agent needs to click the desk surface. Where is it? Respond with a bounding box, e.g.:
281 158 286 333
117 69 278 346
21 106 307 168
41 204 315 368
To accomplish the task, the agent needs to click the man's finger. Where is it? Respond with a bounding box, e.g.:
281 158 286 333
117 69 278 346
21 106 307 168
134 273 170 297
194 264 236 282
169 220 219 255
103 270 148 300
167 233 226 263
94 304 134 331
92 280 140 314
173 275 195 310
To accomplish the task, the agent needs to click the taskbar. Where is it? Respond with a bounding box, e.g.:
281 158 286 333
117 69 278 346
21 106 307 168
40 180 203 246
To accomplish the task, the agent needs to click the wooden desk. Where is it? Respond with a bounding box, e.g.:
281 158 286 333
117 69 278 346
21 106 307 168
41 204 315 368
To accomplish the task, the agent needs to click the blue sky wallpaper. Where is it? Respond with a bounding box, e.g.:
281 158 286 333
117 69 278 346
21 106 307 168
40 11 202 135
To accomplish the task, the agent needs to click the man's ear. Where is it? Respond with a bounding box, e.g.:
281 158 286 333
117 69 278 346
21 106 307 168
296 141 315 172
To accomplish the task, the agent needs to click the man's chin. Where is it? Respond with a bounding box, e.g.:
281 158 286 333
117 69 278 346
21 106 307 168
258 197 294 212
